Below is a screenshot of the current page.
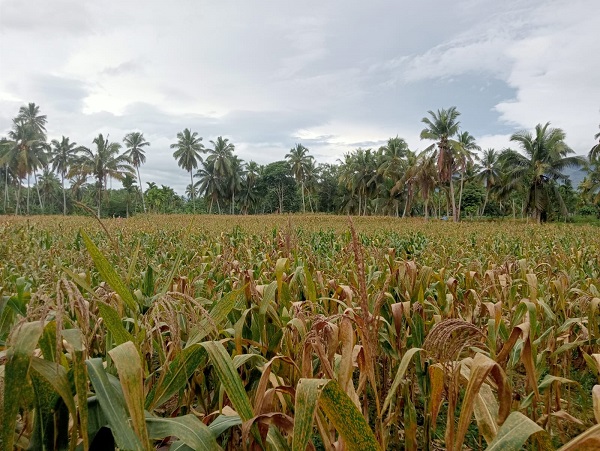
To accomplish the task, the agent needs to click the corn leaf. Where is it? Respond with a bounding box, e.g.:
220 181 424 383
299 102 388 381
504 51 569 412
108 341 150 448
96 301 135 346
146 414 222 450
2 321 43 451
485 410 544 450
81 229 139 313
85 357 144 451
146 343 207 410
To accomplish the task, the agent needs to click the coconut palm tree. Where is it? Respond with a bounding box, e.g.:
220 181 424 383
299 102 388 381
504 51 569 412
590 123 600 162
74 134 134 217
17 103 47 137
286 143 314 213
123 132 150 213
3 119 47 214
502 123 585 223
122 173 137 218
239 161 260 214
50 136 82 215
454 131 480 221
475 149 501 215
171 129 205 213
207 136 236 212
420 107 461 221
195 159 223 214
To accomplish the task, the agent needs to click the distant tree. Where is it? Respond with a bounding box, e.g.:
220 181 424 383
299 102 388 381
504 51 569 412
475 149 501 215
589 123 600 161
122 173 137 217
3 118 47 214
123 132 150 213
50 136 82 215
286 143 313 213
171 129 205 213
256 161 298 213
420 107 461 220
454 131 480 221
502 123 585 222
74 134 134 217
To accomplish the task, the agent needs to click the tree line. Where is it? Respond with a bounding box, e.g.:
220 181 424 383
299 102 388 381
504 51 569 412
1 103 599 222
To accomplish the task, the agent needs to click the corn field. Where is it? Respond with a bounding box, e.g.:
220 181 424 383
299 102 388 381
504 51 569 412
1 214 599 450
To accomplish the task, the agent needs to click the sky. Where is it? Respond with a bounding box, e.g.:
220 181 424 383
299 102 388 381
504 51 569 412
1 0 599 193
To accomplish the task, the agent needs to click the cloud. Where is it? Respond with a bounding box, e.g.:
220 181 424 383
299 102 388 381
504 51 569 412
0 0 598 196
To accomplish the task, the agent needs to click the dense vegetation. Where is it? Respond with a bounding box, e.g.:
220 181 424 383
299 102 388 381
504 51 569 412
0 215 599 449
1 104 599 222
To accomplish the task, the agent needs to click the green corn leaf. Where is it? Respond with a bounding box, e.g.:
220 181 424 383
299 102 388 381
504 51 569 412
146 414 222 451
81 229 139 313
2 321 43 451
186 288 244 347
201 341 254 421
85 358 144 451
208 414 243 437
318 379 381 451
109 341 150 448
485 411 544 451
382 348 423 414
62 328 89 451
292 378 325 451
97 301 135 346
145 343 207 410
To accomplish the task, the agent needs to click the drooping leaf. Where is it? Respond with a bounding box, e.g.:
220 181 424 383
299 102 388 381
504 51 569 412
485 411 544 451
146 414 222 450
85 358 144 451
81 229 139 312
145 343 206 410
109 341 150 448
2 321 43 450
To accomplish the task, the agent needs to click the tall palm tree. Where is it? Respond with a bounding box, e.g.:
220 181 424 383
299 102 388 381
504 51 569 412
226 154 244 214
74 134 134 217
285 143 314 213
50 136 82 215
239 161 260 214
590 123 600 162
195 159 223 214
123 132 150 213
17 103 47 137
475 149 501 215
122 173 137 218
455 131 480 221
3 119 47 214
420 107 461 221
171 129 205 213
207 136 235 212
414 151 438 219
502 123 585 223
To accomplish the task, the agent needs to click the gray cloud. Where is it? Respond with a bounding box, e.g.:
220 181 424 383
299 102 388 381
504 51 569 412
0 0 598 194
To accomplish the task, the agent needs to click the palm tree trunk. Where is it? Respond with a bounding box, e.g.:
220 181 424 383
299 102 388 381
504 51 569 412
97 178 102 218
26 174 31 215
231 191 235 215
62 172 67 215
481 188 489 217
137 167 146 213
301 181 306 213
34 169 44 213
424 197 429 220
209 196 213 214
4 164 8 213
190 171 195 214
457 169 465 222
449 179 457 221
217 198 221 215
16 182 22 215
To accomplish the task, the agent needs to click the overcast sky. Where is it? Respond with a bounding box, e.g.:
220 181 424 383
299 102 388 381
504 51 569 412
1 0 599 193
